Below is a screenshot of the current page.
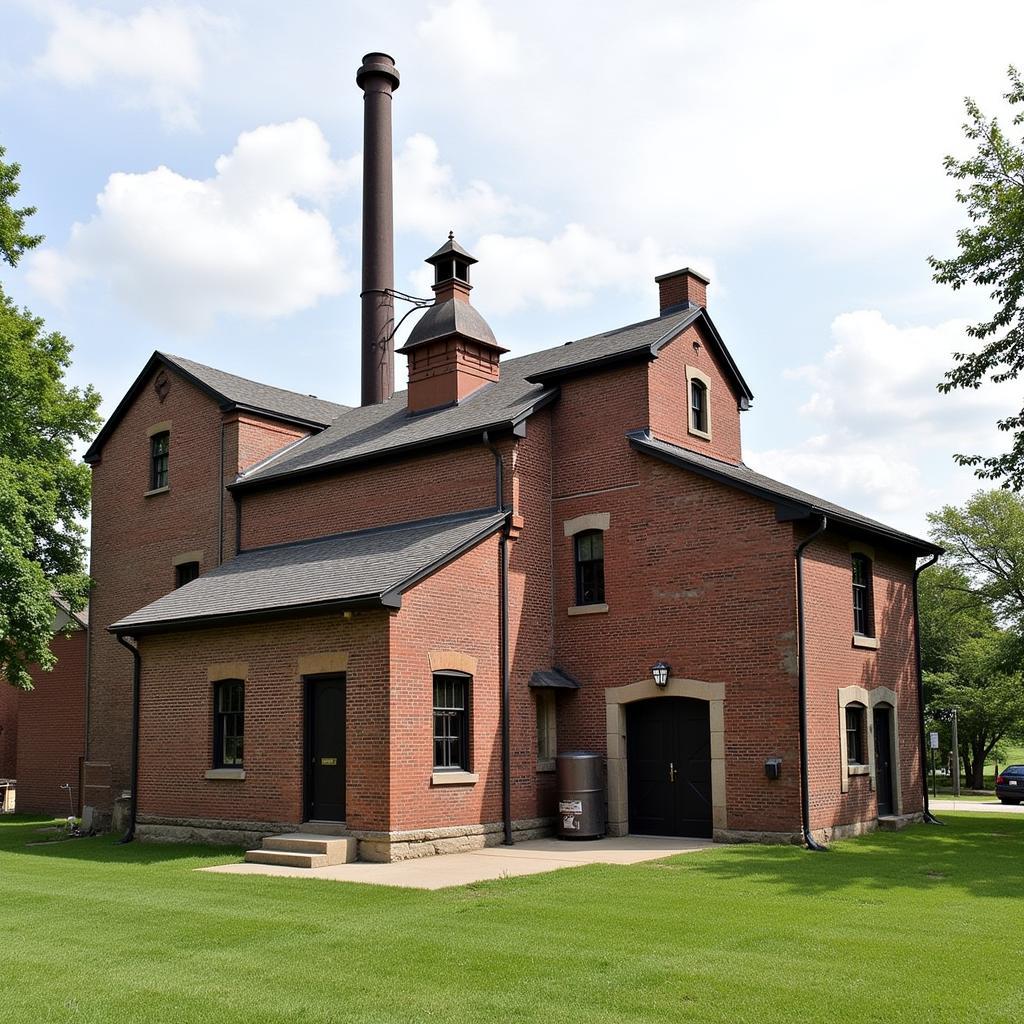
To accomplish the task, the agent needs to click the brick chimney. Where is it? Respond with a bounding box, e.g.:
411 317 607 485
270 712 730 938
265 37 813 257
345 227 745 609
398 234 508 414
655 267 709 315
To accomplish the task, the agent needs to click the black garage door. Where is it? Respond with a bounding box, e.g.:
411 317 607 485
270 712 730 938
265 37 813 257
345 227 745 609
626 697 712 838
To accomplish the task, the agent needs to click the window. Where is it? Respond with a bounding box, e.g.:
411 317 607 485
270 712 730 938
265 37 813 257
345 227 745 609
433 674 469 770
846 703 867 765
150 431 169 490
175 561 199 588
690 378 708 434
852 553 874 636
536 690 557 764
213 680 244 768
574 530 605 606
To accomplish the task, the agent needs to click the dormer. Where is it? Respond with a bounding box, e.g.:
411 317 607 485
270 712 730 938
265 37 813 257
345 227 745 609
398 234 508 414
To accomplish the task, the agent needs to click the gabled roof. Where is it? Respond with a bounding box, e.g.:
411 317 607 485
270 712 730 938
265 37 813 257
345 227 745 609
234 306 749 489
109 508 506 635
629 431 942 555
83 352 349 464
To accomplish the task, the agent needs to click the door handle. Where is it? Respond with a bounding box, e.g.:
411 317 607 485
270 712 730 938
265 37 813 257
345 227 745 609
669 762 676 783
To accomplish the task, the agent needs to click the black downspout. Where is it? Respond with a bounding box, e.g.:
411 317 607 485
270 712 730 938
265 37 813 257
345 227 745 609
913 552 943 825
482 431 513 846
115 633 141 844
795 515 828 851
218 421 226 565
233 490 243 556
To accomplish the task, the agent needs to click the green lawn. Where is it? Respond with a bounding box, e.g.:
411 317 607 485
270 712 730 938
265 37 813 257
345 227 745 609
1 814 1021 1024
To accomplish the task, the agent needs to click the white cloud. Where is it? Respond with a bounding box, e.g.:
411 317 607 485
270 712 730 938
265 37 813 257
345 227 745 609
395 132 537 239
417 0 520 77
32 2 223 129
27 119 354 330
470 226 709 315
746 310 1021 530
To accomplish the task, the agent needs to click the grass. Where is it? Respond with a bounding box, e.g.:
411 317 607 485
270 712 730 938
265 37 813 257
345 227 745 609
1 814 1022 1023
929 743 1024 795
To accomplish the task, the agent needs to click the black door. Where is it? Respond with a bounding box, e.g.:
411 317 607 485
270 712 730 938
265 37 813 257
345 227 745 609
306 676 346 821
873 704 894 817
626 697 712 838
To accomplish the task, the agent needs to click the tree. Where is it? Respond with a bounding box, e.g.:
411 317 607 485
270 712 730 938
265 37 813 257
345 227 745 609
0 146 100 689
927 489 1024 629
930 67 1024 488
919 535 1024 788
924 633 1024 788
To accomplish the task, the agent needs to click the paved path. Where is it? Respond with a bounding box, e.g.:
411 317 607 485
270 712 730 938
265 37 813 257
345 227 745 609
931 798 1024 814
199 835 712 889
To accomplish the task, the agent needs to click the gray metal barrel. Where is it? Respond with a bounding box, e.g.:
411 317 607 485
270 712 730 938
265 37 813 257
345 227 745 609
556 751 606 840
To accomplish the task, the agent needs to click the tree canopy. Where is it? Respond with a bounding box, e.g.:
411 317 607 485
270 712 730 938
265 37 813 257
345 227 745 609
0 146 100 689
919 564 1024 786
930 67 1024 488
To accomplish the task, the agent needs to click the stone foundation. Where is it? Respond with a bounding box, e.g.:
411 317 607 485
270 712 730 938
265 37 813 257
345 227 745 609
351 816 555 862
135 814 301 848
714 827 803 845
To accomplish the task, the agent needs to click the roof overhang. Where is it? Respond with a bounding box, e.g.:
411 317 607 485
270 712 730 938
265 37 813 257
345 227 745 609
628 431 942 557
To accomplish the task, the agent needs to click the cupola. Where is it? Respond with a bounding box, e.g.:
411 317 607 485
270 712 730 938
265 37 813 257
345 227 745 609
399 234 508 413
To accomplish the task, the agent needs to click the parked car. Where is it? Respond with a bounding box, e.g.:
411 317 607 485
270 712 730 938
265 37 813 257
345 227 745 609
995 765 1024 804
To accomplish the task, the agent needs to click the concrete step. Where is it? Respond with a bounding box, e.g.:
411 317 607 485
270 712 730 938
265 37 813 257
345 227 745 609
301 820 347 836
262 834 357 863
244 848 330 869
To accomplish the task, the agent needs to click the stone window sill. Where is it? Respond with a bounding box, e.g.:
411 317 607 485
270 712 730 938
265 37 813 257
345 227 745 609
144 485 170 498
852 635 880 650
567 603 609 616
847 764 871 776
536 758 556 773
205 768 245 780
431 770 478 786
687 426 711 442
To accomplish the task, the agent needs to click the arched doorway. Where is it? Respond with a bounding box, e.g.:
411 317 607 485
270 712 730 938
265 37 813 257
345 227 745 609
626 697 713 838
873 702 895 817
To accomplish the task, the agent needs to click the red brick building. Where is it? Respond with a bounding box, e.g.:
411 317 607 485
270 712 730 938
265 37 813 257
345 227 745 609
81 52 941 859
0 601 88 817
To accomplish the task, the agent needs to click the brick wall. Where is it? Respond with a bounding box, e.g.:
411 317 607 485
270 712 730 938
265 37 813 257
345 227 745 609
801 532 924 830
15 628 87 815
136 610 390 831
648 323 743 464
239 443 502 550
88 365 312 803
551 450 803 834
389 535 502 831
0 678 17 779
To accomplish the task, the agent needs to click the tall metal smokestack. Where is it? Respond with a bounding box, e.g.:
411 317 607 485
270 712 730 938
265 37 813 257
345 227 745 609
356 52 400 406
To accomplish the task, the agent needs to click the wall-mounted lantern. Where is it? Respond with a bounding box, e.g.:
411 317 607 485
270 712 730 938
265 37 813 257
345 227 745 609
651 661 671 688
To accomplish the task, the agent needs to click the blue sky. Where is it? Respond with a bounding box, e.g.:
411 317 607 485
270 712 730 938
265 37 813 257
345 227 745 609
3 0 1024 538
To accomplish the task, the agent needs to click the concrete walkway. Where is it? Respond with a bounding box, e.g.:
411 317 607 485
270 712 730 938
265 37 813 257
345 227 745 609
931 798 1024 814
199 835 712 890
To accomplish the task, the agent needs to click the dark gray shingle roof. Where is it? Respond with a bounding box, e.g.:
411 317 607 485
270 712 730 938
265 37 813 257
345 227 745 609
110 508 505 634
161 353 349 427
236 307 724 487
84 352 350 465
629 431 941 554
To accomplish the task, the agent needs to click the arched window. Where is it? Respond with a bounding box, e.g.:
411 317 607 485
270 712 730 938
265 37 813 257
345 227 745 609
574 530 605 606
852 553 874 637
150 431 169 490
